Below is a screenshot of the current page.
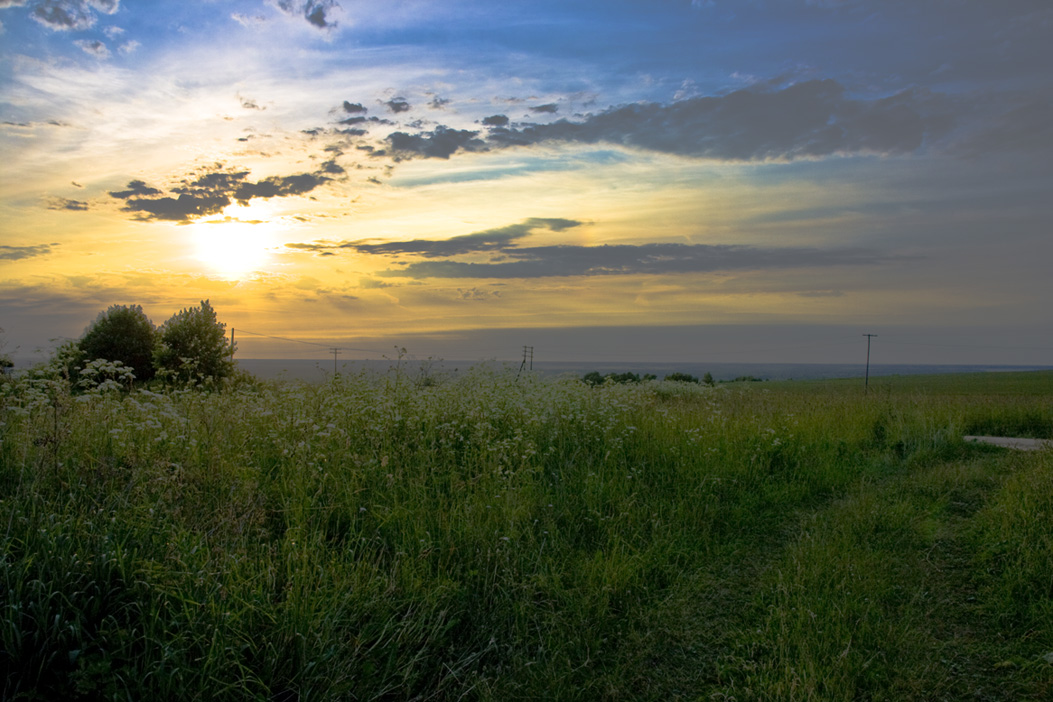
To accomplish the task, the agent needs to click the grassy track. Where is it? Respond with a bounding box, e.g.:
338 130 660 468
1 366 1050 699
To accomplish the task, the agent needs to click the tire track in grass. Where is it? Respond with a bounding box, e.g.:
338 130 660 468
714 450 1052 701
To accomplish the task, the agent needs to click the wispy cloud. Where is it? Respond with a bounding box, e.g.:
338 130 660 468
0 243 56 260
45 196 88 210
287 217 895 280
376 242 892 279
28 0 119 32
74 38 109 58
287 218 582 257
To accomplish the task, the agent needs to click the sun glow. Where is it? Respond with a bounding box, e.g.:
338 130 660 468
192 221 275 279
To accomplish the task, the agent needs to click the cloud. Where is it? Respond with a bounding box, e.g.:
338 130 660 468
45 196 88 210
457 287 502 300
108 163 337 222
342 101 366 114
359 277 395 289
0 243 55 260
376 80 953 164
383 97 411 114
108 180 161 198
29 0 119 31
289 216 891 280
377 242 892 279
290 218 582 258
240 95 265 110
385 126 486 160
957 99 1053 155
74 38 109 58
486 80 950 161
231 12 267 28
275 0 339 30
530 103 559 114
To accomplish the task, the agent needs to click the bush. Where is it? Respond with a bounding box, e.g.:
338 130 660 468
154 300 234 384
79 305 156 383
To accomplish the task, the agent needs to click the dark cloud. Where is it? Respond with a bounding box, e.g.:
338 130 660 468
318 159 345 175
287 216 891 280
28 0 118 31
240 96 265 110
377 242 892 279
381 80 954 164
386 126 486 160
276 0 338 30
342 101 366 114
356 218 582 258
45 196 88 211
429 96 450 110
233 172 330 203
285 218 582 258
530 103 559 114
0 243 55 260
336 115 392 129
108 180 161 198
383 97 411 114
957 99 1053 155
109 163 336 222
484 80 951 161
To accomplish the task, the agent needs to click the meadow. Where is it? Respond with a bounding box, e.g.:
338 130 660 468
1 365 1051 700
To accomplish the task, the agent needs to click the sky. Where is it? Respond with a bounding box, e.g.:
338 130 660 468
2 0 1052 366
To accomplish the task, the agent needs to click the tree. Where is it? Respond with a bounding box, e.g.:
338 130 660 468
79 305 157 382
665 372 699 384
0 327 13 378
154 300 234 384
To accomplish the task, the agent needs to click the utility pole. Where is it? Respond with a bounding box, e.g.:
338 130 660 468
862 334 877 394
230 328 235 361
517 345 534 380
330 347 342 376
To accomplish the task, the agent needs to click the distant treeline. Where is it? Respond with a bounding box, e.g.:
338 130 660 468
582 370 766 386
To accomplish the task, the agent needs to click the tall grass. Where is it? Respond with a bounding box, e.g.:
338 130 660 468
1 366 1050 699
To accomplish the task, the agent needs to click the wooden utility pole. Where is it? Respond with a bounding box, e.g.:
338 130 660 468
863 334 877 393
330 347 342 376
516 345 534 381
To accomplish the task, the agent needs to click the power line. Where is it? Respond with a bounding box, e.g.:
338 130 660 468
231 328 383 355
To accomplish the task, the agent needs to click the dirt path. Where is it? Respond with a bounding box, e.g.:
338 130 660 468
964 435 1053 451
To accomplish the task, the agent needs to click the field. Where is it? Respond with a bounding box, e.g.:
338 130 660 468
1 366 1051 700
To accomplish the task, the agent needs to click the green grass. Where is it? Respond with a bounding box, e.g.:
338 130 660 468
1 366 1051 699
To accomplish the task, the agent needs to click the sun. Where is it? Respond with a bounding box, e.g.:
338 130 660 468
192 220 275 279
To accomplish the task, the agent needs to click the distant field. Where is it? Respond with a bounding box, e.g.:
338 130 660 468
772 369 1053 397
2 366 1051 699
